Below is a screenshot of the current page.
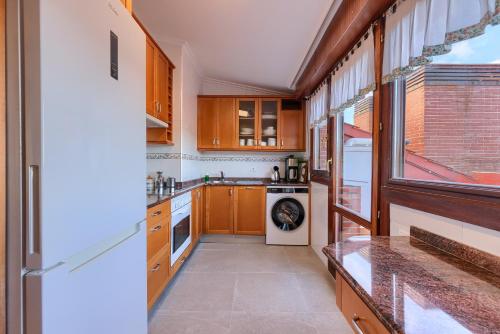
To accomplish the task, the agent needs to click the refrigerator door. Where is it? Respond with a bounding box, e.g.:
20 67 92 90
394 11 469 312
23 0 146 269
25 222 147 334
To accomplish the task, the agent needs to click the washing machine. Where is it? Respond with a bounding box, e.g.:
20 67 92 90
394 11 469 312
266 186 309 245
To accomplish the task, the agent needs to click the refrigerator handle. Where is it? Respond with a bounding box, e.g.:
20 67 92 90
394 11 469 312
27 165 41 256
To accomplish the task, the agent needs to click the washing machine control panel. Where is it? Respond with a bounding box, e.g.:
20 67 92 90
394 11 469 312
267 187 308 194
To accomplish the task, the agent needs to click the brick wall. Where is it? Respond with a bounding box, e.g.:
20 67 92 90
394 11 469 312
405 65 500 178
354 95 373 133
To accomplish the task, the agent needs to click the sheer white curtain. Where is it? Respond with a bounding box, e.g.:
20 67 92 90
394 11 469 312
383 0 500 83
308 83 328 128
329 29 375 114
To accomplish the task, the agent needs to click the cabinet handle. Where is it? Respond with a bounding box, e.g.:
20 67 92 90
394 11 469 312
197 191 201 199
351 315 366 334
180 257 186 264
244 187 255 190
151 264 161 272
212 138 216 145
281 139 284 147
155 101 159 113
151 210 162 217
216 138 220 145
229 188 233 196
159 103 162 113
150 224 162 232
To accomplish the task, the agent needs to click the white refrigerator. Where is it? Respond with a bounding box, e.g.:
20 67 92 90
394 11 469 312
12 0 148 333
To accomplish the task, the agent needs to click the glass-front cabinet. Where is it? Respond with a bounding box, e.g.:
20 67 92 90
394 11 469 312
236 98 281 150
259 99 280 150
237 99 259 150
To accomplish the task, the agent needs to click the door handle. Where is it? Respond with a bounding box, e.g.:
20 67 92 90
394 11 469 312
27 165 41 256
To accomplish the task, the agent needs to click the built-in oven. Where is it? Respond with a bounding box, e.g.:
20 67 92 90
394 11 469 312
170 193 192 266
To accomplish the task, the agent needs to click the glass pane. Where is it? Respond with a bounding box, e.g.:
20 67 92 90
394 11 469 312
336 92 373 221
335 213 370 242
313 120 328 171
260 100 278 148
238 100 256 147
393 24 500 188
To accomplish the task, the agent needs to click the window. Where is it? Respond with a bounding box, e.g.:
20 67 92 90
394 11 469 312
392 24 500 189
335 92 373 222
313 120 329 171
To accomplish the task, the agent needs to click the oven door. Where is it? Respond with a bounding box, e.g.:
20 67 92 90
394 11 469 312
170 204 191 265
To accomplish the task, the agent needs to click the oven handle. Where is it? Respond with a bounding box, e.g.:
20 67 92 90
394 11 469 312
171 205 191 222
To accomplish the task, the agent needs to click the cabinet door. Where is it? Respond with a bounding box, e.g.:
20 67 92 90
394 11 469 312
155 51 169 123
234 186 266 235
259 99 280 150
191 188 204 243
236 98 259 150
145 37 156 117
280 108 305 151
147 246 169 309
198 98 218 149
205 186 234 234
217 98 237 149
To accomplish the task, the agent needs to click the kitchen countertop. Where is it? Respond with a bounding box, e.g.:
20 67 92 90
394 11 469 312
147 178 309 208
322 227 500 334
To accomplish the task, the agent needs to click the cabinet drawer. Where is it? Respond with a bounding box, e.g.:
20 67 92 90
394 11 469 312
340 276 389 334
171 242 192 278
147 214 170 260
147 201 170 226
147 246 170 309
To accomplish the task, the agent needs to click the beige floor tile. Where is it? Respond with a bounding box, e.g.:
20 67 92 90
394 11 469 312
197 242 241 251
233 273 308 312
149 311 231 334
201 234 265 244
184 249 239 273
158 272 237 312
295 272 338 312
286 253 326 274
228 312 352 334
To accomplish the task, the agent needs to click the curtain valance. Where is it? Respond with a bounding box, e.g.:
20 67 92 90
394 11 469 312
308 83 328 128
383 0 500 83
329 29 375 115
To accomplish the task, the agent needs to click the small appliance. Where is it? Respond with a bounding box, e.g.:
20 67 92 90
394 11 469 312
170 193 192 265
271 166 280 183
285 155 299 182
266 186 309 245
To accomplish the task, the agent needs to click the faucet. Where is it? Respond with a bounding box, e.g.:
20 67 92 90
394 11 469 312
220 171 225 182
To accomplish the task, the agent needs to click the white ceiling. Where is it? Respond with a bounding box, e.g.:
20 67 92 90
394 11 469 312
134 0 335 91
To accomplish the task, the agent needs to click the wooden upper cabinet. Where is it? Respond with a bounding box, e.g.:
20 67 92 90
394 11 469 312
259 98 280 151
205 186 234 234
236 98 259 150
280 99 305 151
155 52 169 123
234 186 266 235
218 98 236 149
198 98 219 149
145 37 156 117
197 97 236 150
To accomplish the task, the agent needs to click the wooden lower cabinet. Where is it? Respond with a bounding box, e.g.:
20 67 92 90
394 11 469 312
147 246 169 309
146 201 170 259
336 272 390 334
234 186 266 235
191 187 204 243
205 186 234 234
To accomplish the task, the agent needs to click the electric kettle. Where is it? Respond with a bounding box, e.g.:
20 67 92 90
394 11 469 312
271 166 280 183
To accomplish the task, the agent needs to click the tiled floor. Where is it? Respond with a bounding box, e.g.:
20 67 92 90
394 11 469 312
148 235 352 334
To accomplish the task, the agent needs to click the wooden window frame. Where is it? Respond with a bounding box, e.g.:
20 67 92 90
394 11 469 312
310 121 331 185
379 83 500 233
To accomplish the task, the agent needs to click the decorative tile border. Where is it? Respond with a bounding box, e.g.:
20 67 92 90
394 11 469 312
146 152 297 162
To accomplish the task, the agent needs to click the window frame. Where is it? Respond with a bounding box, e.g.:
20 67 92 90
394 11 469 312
380 82 500 232
310 121 331 185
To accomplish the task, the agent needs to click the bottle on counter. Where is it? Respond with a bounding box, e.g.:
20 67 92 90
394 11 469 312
146 175 154 192
155 171 165 195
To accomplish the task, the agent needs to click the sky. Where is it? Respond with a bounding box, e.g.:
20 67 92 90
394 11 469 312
432 24 500 64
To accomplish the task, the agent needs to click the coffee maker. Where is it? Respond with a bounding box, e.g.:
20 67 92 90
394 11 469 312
285 155 299 182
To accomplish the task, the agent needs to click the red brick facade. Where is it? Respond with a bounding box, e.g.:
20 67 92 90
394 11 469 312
405 65 500 184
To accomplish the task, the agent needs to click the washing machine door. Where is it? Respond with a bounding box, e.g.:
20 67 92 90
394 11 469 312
271 198 305 231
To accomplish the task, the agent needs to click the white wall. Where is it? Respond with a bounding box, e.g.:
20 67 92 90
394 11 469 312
310 182 329 267
390 204 500 256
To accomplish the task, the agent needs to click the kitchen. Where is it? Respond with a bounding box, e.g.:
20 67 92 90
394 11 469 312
2 0 500 334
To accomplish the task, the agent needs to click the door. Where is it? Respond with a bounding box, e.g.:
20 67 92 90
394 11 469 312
205 186 233 234
217 98 236 149
23 0 146 269
259 99 280 150
236 98 259 150
234 186 266 235
155 51 169 123
280 108 305 150
198 98 218 149
145 37 156 117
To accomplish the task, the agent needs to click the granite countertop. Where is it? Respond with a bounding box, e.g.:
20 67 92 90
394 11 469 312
323 227 500 334
147 178 309 208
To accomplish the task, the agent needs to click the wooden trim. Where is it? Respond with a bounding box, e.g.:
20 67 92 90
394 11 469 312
309 127 330 185
0 0 5 330
198 94 296 99
333 206 371 230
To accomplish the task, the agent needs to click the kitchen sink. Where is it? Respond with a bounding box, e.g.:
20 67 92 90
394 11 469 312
235 180 263 185
210 180 235 184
